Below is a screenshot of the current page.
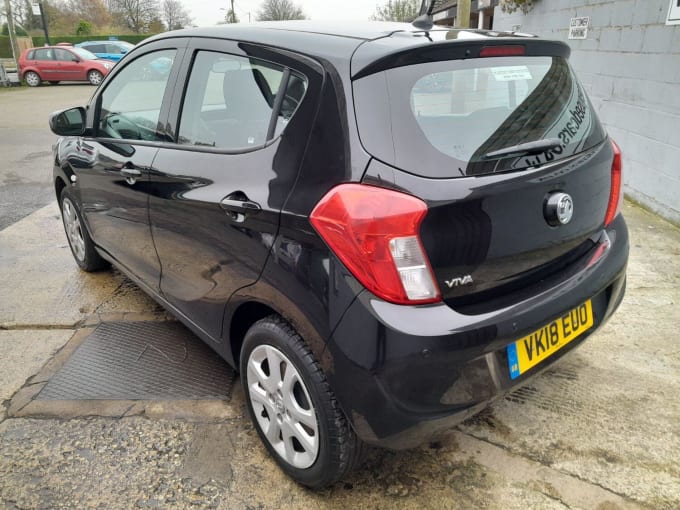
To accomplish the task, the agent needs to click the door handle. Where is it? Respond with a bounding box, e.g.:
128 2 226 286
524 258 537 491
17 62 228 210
120 167 141 178
120 165 142 185
220 198 261 213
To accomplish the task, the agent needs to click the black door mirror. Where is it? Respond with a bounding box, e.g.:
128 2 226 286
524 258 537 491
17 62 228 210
49 107 87 136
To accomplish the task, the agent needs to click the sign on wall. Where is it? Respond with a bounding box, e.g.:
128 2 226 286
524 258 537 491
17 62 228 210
667 0 680 25
569 17 590 39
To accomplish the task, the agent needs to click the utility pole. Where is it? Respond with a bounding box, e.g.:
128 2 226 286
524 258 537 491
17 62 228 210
456 0 471 28
3 0 19 66
38 1 51 45
230 0 236 23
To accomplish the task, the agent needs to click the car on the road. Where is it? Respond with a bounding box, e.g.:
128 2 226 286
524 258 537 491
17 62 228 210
18 46 113 86
48 20 629 488
75 40 135 62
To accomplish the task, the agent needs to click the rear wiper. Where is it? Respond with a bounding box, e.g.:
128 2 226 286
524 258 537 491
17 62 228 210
482 138 562 160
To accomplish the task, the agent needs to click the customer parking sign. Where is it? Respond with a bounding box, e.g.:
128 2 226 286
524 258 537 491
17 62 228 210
668 0 680 25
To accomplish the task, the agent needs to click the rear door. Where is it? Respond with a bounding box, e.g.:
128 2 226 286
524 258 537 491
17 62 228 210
33 48 58 80
148 39 313 341
353 39 611 310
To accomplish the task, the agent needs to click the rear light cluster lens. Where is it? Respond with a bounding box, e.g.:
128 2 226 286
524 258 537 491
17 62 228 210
604 139 623 227
310 184 441 305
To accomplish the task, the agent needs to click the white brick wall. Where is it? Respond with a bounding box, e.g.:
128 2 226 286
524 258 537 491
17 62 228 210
494 0 680 224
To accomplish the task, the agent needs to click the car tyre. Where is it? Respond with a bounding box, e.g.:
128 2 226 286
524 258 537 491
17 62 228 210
59 187 110 272
24 71 41 87
88 70 103 86
240 315 363 488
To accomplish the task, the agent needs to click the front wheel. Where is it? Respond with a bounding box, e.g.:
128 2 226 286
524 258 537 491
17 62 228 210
240 316 363 488
87 70 103 86
24 71 41 87
60 187 109 272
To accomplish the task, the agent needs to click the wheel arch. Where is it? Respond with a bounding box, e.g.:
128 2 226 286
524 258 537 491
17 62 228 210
22 68 41 80
225 290 331 375
55 176 67 204
228 300 277 370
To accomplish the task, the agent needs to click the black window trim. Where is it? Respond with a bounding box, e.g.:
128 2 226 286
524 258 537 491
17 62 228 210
85 37 318 154
169 47 303 155
87 38 190 146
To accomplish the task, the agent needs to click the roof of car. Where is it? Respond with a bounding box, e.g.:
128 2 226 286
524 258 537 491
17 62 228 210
77 40 131 45
144 21 542 76
170 21 439 41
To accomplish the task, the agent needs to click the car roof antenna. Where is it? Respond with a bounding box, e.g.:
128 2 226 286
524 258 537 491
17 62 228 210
412 0 436 31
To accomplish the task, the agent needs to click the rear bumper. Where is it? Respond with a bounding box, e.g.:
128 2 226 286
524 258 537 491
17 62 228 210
327 214 628 449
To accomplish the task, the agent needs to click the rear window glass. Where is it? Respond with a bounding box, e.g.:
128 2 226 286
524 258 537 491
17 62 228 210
354 56 606 178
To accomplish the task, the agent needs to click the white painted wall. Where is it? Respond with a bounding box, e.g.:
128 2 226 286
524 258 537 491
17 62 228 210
494 0 680 224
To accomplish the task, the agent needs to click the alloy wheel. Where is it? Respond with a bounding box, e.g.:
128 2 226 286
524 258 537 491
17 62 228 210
88 71 103 85
62 198 86 262
25 72 40 87
246 344 320 469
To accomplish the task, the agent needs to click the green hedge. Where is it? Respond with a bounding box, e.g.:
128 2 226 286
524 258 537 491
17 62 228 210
31 34 155 47
0 37 11 58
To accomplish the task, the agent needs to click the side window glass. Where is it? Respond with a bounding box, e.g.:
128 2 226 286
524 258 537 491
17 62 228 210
106 44 122 55
97 49 177 141
55 49 75 62
35 49 53 61
274 72 307 137
178 51 306 150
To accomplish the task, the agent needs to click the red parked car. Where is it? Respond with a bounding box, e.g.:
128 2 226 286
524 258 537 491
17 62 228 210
18 46 113 87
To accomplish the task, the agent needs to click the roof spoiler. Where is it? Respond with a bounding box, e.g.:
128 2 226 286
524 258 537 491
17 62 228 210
352 38 571 80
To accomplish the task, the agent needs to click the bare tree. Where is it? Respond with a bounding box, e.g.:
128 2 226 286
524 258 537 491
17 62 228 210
64 0 113 27
223 8 238 24
109 0 159 33
370 0 420 22
256 0 305 21
161 0 190 30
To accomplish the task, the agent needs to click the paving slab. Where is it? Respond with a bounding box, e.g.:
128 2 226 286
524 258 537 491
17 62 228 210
0 329 74 402
0 202 160 328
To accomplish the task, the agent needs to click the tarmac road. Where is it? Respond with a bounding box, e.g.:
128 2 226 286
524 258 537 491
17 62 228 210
0 84 93 231
0 86 679 509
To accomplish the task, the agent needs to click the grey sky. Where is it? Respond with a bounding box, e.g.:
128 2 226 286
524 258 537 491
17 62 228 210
186 0 381 26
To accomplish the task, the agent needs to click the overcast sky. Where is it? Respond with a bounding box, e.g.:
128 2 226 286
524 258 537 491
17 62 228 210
187 0 380 26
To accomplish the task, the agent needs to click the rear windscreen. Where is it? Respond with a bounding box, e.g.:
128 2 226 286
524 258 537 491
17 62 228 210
353 56 606 178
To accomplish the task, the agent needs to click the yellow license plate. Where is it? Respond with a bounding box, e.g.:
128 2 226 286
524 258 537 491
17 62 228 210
507 300 593 380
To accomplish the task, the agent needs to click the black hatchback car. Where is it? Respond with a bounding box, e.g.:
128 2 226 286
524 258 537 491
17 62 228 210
49 20 628 488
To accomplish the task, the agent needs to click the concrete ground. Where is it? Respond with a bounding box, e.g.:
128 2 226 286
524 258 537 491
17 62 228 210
1 87 679 510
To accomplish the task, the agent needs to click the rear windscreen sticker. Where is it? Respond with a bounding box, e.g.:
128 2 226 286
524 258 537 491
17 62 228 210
491 66 532 81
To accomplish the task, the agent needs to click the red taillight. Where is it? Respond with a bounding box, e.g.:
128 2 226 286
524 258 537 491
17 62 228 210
604 139 623 227
310 184 441 305
479 45 526 57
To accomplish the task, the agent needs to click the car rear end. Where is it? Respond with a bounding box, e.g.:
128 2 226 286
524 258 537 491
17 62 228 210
312 32 628 448
17 48 32 80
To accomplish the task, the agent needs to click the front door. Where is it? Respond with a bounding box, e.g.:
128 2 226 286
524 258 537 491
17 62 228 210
148 40 314 341
54 48 83 81
75 42 185 288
